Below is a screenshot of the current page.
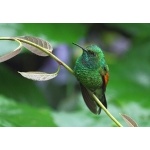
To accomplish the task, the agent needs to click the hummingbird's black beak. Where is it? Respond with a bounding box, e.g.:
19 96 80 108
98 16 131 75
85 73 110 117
72 43 87 52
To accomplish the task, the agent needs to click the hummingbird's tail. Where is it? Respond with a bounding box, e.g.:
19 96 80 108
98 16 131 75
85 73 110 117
97 94 107 114
94 89 107 114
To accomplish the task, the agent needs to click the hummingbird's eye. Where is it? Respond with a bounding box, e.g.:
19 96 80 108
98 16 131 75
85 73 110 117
88 50 96 56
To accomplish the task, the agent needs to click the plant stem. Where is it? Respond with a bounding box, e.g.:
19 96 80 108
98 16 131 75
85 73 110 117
17 38 75 75
0 37 74 74
90 91 123 127
0 36 123 127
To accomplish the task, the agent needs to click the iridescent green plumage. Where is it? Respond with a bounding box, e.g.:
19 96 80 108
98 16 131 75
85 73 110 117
73 43 109 114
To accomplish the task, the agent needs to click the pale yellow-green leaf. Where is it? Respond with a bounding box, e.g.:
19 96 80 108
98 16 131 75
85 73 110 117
0 39 22 62
18 66 60 81
120 114 138 127
19 36 53 56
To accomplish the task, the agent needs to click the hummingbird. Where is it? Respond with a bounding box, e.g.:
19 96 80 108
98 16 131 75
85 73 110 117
73 43 109 115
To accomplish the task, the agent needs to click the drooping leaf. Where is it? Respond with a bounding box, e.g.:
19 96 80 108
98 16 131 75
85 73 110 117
18 65 60 81
18 36 53 56
0 39 22 62
120 114 138 127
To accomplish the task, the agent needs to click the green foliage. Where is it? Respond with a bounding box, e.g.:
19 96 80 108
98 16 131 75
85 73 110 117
0 95 56 127
20 24 88 43
107 23 150 39
0 64 48 106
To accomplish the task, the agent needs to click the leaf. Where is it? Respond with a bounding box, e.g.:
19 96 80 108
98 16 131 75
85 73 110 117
0 95 57 127
18 36 53 56
18 24 88 43
18 65 60 81
120 114 138 127
0 39 22 62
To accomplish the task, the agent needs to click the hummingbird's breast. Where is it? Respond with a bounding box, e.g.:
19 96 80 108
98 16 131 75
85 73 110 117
74 58 102 91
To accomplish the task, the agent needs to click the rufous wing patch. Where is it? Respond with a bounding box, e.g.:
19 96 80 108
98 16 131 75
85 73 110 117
104 72 109 85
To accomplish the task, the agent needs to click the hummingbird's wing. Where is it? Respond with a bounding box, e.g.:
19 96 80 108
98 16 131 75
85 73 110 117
80 83 100 114
95 71 109 109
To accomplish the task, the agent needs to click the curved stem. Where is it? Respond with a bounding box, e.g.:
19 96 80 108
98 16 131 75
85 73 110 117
17 38 75 75
0 37 74 74
90 91 123 127
0 36 123 127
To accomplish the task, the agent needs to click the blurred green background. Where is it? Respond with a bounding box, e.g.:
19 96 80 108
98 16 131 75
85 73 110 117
0 23 150 127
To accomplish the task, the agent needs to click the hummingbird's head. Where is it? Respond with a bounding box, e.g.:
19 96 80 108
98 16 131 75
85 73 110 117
73 43 105 69
85 44 104 58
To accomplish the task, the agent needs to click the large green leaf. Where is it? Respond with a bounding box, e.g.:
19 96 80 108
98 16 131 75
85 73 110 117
106 23 150 38
108 41 150 108
52 100 150 127
0 95 56 127
0 23 88 43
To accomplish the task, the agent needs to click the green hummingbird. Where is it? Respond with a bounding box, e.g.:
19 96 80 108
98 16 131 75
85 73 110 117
73 43 109 115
